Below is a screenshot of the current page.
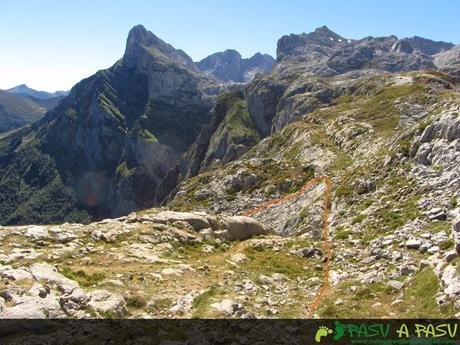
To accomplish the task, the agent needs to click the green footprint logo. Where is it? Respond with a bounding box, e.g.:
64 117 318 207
315 326 333 343
333 321 346 341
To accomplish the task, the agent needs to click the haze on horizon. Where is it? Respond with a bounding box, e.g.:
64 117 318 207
1 0 459 92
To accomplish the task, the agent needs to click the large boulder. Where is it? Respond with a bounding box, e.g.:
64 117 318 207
216 216 269 241
441 264 460 298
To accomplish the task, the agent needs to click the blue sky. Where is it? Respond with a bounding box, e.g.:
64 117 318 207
1 0 459 91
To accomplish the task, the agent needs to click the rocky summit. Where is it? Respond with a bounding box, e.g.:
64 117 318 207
1 25 460 320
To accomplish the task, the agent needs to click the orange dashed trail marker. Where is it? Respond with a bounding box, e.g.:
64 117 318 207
240 175 332 317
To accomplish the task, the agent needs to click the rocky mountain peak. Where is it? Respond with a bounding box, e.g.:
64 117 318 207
312 25 344 41
276 26 348 62
221 49 242 59
196 50 274 82
123 25 196 70
126 24 150 44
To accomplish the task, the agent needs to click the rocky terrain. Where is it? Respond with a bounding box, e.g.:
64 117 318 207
166 70 460 318
196 50 275 82
1 25 460 319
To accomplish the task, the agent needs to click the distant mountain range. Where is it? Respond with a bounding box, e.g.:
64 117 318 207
0 87 66 133
7 84 69 99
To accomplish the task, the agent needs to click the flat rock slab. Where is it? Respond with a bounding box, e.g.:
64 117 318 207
152 211 211 230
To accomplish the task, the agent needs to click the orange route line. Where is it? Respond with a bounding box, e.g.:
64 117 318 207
240 175 332 317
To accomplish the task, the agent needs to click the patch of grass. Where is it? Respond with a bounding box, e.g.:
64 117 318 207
285 142 302 160
116 161 136 178
98 310 116 319
333 82 430 136
99 93 124 122
399 137 412 157
440 239 454 251
243 246 309 279
140 129 159 144
318 268 455 318
334 227 351 240
352 214 366 225
191 286 223 317
399 268 455 318
165 240 228 261
61 267 106 287
335 184 354 199
423 220 450 234
358 199 374 210
374 198 420 231
318 281 390 318
361 169 421 240
451 195 458 208
298 208 308 222
146 297 173 313
65 108 78 119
